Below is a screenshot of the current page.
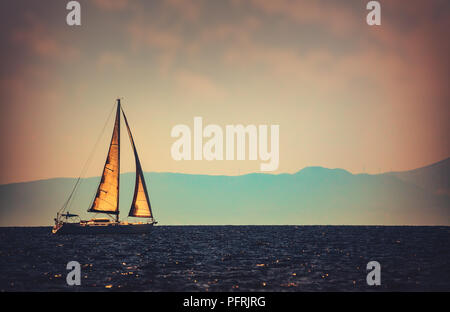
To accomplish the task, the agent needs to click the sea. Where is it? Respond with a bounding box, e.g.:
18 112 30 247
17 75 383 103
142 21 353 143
0 226 449 292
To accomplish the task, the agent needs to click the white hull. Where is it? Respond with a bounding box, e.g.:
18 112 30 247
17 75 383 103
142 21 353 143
52 222 154 235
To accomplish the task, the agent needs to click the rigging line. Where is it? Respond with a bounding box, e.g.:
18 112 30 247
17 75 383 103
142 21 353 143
58 176 81 214
61 102 117 213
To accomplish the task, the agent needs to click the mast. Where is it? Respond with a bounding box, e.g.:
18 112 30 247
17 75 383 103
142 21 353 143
116 99 121 223
88 99 121 220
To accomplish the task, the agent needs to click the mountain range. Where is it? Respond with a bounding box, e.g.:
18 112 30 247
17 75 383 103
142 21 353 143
0 158 448 226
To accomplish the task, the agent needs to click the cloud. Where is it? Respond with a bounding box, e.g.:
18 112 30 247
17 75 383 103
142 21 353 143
0 0 448 182
127 21 182 74
165 0 203 21
250 0 359 36
97 51 125 70
198 16 260 44
174 70 226 101
11 14 79 61
129 24 181 51
92 0 132 11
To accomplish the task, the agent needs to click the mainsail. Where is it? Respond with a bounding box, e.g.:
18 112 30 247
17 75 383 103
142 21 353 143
89 103 121 216
122 107 153 218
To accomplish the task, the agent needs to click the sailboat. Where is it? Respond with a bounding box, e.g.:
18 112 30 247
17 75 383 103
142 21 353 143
52 99 157 234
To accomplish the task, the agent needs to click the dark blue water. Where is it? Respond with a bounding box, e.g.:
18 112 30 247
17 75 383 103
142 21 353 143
0 226 449 291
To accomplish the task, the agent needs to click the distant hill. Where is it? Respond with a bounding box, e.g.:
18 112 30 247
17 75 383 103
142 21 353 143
0 159 448 226
384 157 450 196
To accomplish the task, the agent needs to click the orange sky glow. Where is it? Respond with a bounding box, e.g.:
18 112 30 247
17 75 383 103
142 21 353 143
0 0 448 184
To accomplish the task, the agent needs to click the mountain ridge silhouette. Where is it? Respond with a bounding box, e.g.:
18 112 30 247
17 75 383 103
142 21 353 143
0 158 448 226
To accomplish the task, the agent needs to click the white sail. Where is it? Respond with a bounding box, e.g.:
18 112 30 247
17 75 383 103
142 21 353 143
121 107 153 218
89 103 121 215
130 167 152 218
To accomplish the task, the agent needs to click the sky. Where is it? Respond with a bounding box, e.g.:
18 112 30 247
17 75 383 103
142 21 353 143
0 0 449 184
